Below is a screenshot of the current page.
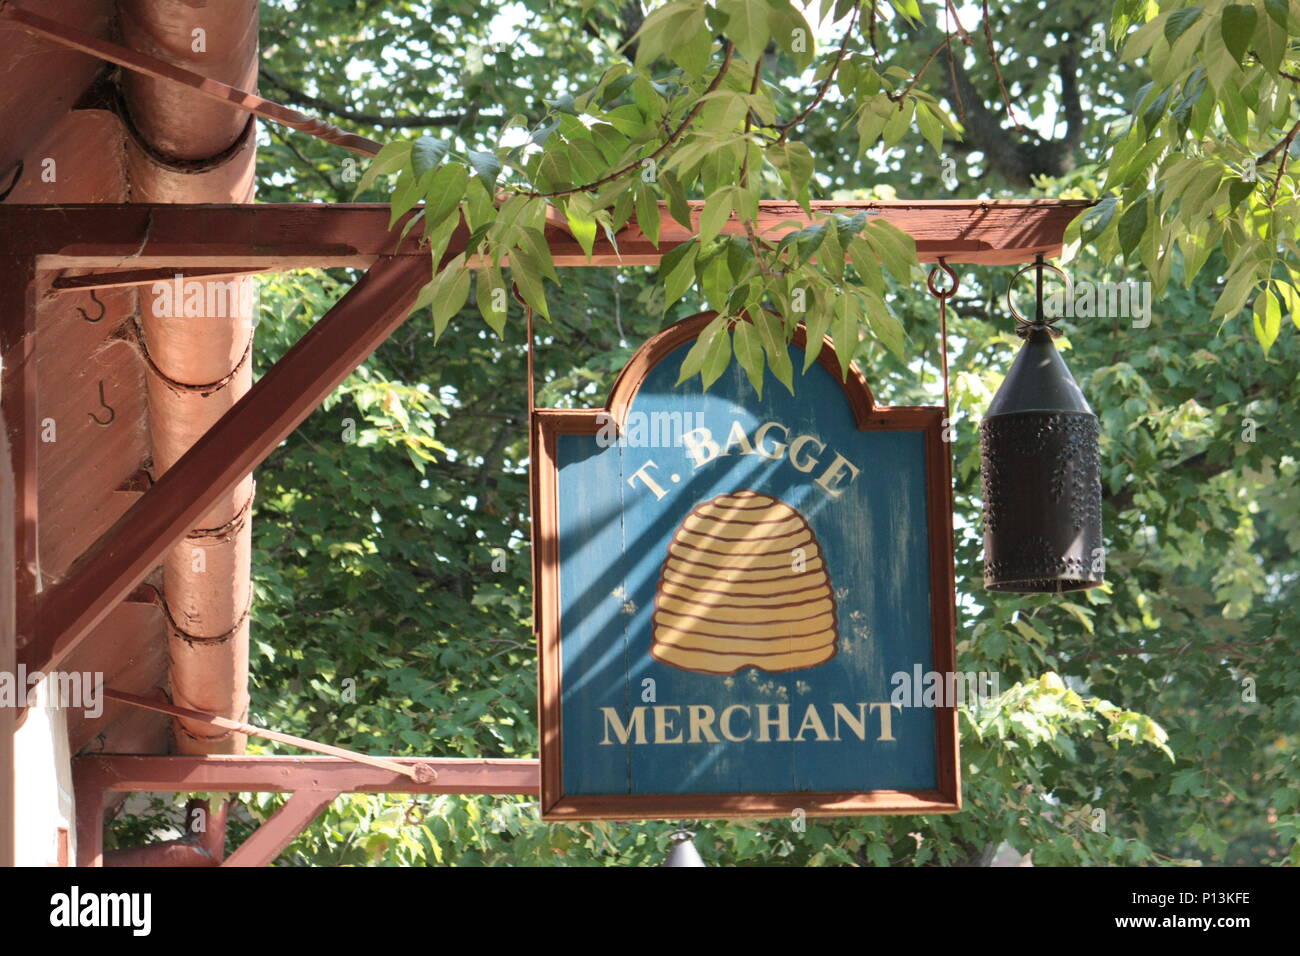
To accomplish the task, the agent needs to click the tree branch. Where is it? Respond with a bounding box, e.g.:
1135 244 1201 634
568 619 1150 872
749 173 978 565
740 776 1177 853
516 41 735 198
259 67 496 130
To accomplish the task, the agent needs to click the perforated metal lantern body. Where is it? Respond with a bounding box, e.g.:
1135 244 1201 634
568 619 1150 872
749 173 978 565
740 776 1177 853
980 327 1103 592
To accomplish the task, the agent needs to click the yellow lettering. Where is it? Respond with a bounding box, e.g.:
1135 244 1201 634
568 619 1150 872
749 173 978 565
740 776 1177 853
789 435 825 473
653 705 684 744
721 704 751 741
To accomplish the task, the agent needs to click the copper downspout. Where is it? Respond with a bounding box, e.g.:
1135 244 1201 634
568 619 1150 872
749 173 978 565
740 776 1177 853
119 0 258 755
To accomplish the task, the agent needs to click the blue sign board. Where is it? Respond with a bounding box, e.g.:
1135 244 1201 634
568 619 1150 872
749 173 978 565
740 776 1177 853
533 312 958 820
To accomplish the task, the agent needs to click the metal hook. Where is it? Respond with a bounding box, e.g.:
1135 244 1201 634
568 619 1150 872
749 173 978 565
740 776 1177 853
77 289 106 323
1006 254 1069 337
88 380 115 426
926 257 960 300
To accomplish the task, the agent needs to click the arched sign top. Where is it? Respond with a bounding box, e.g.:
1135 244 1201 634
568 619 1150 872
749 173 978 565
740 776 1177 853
532 310 958 821
603 311 877 430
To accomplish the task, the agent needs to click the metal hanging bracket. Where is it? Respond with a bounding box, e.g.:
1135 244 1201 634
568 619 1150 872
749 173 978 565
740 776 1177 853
1006 254 1069 338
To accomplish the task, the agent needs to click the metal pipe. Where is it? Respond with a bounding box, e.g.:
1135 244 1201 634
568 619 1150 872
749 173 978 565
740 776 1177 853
120 0 259 754
0 1 381 155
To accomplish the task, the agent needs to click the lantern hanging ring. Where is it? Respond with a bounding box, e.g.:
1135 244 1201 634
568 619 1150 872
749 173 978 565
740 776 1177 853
1006 255 1069 338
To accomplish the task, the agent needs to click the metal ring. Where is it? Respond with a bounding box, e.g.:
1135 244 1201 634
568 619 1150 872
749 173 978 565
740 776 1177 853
1006 260 1070 327
927 259 959 299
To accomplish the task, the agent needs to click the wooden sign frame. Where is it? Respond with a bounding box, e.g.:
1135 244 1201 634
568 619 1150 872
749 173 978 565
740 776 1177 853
532 312 960 821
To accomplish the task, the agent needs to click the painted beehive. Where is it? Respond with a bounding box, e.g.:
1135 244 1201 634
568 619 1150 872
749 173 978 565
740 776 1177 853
652 490 838 674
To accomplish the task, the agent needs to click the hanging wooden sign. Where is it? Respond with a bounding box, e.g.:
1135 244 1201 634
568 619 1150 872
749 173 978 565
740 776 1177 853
532 312 959 820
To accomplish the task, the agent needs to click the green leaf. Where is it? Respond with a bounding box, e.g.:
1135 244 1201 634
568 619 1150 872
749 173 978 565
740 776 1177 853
388 171 422 229
847 238 884 294
1163 6 1203 43
1213 260 1259 318
732 318 765 397
660 170 694 230
830 293 860 379
429 255 471 341
634 2 704 68
563 194 599 261
769 0 815 71
1219 5 1257 63
412 136 450 178
565 137 607 184
515 226 559 282
671 6 711 76
422 163 469 231
476 265 508 337
1252 287 1281 353
883 98 915 148
1012 618 1048 646
1078 196 1119 245
676 313 727 384
1117 198 1149 257
767 141 815 210
717 0 771 62
700 248 732 308
353 139 412 198
699 187 734 246
1227 177 1255 210
794 221 829 263
801 292 834 371
819 217 845 282
864 219 916 282
700 321 733 389
890 0 922 24
423 209 460 269
916 101 944 152
660 239 699 309
635 184 660 248
510 242 551 321
1276 278 1300 330
467 149 502 191
753 310 794 393
1140 85 1173 135
864 290 906 359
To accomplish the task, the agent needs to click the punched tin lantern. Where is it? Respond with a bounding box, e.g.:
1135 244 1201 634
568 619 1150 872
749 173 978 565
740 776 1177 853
980 260 1103 593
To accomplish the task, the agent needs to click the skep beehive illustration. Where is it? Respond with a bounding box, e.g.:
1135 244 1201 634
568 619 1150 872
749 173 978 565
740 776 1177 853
652 490 838 674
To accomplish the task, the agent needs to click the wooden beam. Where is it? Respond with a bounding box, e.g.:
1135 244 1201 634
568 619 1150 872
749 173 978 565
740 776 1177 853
21 254 433 679
0 256 37 868
0 413 12 869
73 756 537 866
221 791 340 867
72 760 105 867
75 755 541 795
0 200 1091 269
